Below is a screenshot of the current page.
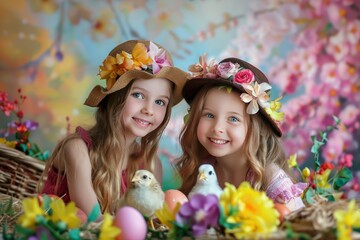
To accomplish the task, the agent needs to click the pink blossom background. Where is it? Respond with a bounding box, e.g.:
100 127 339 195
0 0 359 193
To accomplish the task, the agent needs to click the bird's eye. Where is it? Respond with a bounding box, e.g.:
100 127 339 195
209 171 213 175
142 175 148 180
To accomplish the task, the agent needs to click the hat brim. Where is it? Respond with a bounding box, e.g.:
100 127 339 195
182 78 282 137
84 66 188 107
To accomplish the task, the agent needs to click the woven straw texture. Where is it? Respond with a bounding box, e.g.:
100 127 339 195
0 144 45 200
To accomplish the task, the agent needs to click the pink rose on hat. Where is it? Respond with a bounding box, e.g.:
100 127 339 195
234 69 255 84
216 62 239 79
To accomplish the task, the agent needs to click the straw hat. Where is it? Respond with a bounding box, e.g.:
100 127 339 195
183 57 283 137
85 40 188 107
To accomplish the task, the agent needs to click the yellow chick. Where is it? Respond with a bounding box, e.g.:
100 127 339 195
123 169 164 229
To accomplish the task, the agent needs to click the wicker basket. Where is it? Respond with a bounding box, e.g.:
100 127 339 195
0 144 45 200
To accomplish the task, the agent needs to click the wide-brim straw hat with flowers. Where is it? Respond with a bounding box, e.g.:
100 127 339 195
183 56 283 137
85 39 189 107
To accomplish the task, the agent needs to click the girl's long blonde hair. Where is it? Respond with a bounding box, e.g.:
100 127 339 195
39 80 173 214
176 84 291 195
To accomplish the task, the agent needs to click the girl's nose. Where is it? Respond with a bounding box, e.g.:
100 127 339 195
213 121 224 133
141 102 154 115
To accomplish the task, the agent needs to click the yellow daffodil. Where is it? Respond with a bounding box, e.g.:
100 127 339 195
155 202 181 229
0 138 16 148
316 169 332 189
49 199 82 229
17 197 45 230
219 182 279 238
302 167 311 179
265 96 284 122
287 154 298 168
131 42 153 69
99 213 121 240
334 200 360 240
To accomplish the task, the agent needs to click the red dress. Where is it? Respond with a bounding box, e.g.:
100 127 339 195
41 127 93 203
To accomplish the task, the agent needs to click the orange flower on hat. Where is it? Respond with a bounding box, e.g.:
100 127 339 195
131 42 153 69
98 55 129 90
240 82 271 114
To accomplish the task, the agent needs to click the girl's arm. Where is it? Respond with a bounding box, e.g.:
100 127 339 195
153 156 163 186
63 138 103 220
265 164 308 211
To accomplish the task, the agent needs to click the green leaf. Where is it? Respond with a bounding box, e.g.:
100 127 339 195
326 194 335 202
226 86 232 93
69 229 81 240
333 115 341 125
310 139 324 154
333 168 352 190
42 195 52 212
14 224 35 236
87 203 101 223
304 188 316 205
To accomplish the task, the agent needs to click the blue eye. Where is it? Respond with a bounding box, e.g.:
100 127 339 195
205 113 214 118
132 92 144 99
155 99 166 106
229 116 239 122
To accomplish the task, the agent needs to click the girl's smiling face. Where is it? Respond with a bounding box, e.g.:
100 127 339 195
197 87 248 158
122 78 172 140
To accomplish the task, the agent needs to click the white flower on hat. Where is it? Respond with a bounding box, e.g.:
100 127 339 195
240 82 272 114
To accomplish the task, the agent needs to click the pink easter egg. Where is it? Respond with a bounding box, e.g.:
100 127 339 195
164 189 188 212
114 206 147 240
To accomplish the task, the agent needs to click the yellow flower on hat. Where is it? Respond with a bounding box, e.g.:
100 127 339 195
98 42 154 90
265 96 284 122
131 42 153 69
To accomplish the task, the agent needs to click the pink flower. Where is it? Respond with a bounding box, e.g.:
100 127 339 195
233 69 254 84
148 41 171 74
339 154 353 168
216 62 239 79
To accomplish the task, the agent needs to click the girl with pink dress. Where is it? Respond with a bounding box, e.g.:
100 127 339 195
177 56 307 211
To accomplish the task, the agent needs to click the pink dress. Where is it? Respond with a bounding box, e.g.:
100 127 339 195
246 168 307 211
41 127 129 202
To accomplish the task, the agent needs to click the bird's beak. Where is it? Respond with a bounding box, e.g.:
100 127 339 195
199 171 207 181
131 175 141 183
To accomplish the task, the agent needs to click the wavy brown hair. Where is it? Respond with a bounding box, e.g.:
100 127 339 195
39 80 173 214
176 84 291 195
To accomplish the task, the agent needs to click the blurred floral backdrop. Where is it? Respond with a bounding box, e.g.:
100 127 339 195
0 0 359 193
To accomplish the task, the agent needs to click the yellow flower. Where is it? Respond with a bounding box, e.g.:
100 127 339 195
0 138 16 148
17 197 45 230
265 96 284 122
155 202 181 229
49 199 82 229
316 169 332 189
131 42 153 69
98 55 120 89
334 200 360 240
287 154 298 168
302 167 311 179
219 182 279 238
99 213 121 240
